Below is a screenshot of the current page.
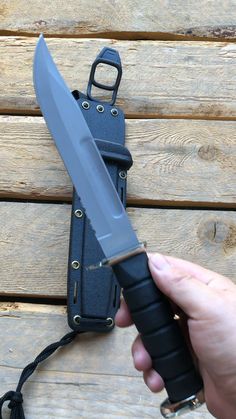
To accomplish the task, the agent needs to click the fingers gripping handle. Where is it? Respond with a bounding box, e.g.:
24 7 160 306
113 252 203 405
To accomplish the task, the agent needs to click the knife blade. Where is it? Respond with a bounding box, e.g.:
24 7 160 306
33 34 204 417
33 34 139 262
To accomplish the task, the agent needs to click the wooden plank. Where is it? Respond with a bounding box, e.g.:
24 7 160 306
0 303 137 377
1 0 236 41
0 202 236 297
1 37 236 118
1 116 236 205
0 302 213 418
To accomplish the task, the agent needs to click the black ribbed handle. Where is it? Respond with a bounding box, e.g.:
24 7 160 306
113 252 203 403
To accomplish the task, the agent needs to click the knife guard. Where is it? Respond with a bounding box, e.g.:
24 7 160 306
67 51 132 332
113 252 203 403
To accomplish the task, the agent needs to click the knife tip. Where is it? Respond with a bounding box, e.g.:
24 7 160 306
38 33 46 47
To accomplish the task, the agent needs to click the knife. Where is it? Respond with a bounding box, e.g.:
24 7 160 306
33 35 204 417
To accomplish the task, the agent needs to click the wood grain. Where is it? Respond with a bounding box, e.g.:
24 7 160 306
0 202 236 298
1 0 236 41
1 37 236 118
0 302 213 418
0 5 231 418
1 115 236 205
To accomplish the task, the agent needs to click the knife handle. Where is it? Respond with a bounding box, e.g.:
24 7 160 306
113 251 203 403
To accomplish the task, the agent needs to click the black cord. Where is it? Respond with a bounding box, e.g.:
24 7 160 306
0 330 81 419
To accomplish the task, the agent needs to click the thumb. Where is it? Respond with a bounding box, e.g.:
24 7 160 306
148 253 215 319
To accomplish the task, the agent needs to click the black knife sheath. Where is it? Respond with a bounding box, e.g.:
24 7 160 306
67 48 133 332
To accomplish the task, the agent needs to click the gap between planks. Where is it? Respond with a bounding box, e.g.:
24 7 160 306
1 29 236 43
2 109 236 122
1 197 236 210
0 363 140 380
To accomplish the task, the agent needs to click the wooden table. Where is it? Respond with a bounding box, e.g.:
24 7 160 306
1 2 236 417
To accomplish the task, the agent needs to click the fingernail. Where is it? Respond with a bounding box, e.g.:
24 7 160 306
149 253 170 272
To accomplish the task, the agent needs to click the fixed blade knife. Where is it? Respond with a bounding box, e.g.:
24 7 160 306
33 35 204 417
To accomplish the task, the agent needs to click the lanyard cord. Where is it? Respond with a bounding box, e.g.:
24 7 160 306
0 330 82 419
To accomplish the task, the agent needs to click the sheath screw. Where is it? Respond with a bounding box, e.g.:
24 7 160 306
73 315 81 325
119 170 127 179
74 209 83 218
106 317 114 328
96 104 104 113
111 108 118 117
82 101 90 110
71 260 80 269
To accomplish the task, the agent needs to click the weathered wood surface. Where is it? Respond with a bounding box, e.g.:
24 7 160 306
1 115 236 206
2 37 236 118
1 202 236 297
0 3 235 418
1 0 236 41
0 302 213 418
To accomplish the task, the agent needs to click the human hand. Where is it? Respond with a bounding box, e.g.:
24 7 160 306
115 253 236 419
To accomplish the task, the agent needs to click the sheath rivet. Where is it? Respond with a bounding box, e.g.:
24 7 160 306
73 315 81 325
82 101 90 110
111 108 118 116
106 317 114 328
119 170 127 179
71 260 80 269
74 209 83 218
96 104 104 113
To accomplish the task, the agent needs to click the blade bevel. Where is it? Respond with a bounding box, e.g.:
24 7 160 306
33 35 139 260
